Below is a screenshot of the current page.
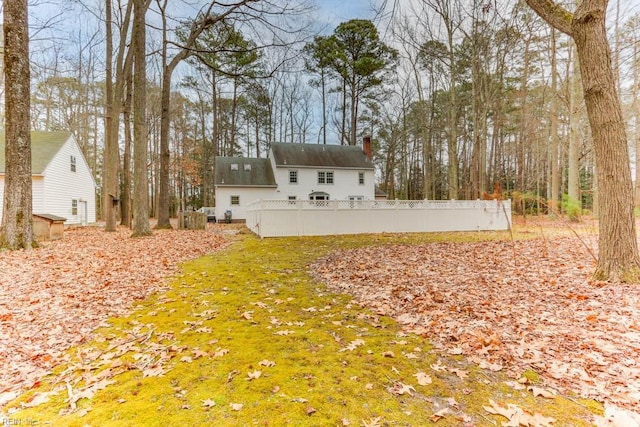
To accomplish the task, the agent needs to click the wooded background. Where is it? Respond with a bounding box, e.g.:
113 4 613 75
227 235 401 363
4 0 640 220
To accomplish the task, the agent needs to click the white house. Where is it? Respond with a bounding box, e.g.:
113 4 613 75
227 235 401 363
0 131 97 225
214 140 376 222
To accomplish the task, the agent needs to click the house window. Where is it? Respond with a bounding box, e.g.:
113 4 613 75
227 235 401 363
71 155 77 172
72 199 78 215
230 195 240 205
348 195 364 208
230 163 239 171
289 170 298 184
318 171 334 184
244 164 252 171
358 172 364 185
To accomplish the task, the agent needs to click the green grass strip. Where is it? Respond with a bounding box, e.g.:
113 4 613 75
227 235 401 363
4 230 601 426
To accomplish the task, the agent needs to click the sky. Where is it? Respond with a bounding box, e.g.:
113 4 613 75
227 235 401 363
314 0 377 30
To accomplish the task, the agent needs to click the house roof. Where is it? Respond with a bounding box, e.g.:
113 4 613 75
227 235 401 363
215 157 277 187
270 143 374 170
375 186 388 197
0 131 72 174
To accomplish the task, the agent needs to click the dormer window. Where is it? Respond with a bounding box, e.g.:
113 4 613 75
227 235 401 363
230 163 239 171
244 164 252 171
71 155 77 172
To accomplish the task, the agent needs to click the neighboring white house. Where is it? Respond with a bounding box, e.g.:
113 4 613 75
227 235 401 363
214 141 376 222
0 131 97 225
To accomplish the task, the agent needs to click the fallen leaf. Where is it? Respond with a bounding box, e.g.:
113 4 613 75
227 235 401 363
213 348 229 357
528 386 556 399
414 371 432 386
202 399 216 408
388 382 415 396
230 403 243 411
247 370 262 380
362 416 382 427
430 407 450 422
450 368 468 379
430 360 447 372
259 359 276 367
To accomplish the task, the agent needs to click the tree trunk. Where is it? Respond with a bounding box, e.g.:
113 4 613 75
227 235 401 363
103 0 118 232
321 69 327 145
549 28 560 214
156 0 172 229
121 74 133 228
567 45 581 205
526 0 640 282
131 0 151 237
633 37 640 208
1 0 34 249
156 68 172 228
447 39 458 199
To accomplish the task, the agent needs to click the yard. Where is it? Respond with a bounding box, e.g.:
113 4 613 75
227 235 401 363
0 218 638 425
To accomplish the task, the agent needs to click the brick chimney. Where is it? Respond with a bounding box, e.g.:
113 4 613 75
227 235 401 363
363 135 372 160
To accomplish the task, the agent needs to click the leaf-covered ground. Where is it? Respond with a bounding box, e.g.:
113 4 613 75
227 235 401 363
0 220 635 425
310 220 640 423
0 224 227 406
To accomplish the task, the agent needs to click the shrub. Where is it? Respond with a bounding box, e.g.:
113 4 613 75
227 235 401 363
562 194 582 222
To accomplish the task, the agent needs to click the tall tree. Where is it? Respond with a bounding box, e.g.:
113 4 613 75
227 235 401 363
421 0 463 199
104 0 136 231
329 19 397 146
525 0 640 282
131 0 151 237
1 0 34 249
155 1 269 228
303 36 335 145
103 0 118 232
549 28 560 214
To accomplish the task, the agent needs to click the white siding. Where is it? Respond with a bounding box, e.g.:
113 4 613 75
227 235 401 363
273 166 375 201
0 176 47 223
215 187 277 221
41 136 96 225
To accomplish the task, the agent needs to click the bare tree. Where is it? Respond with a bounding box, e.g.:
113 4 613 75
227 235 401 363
526 0 640 282
131 0 152 237
1 0 34 249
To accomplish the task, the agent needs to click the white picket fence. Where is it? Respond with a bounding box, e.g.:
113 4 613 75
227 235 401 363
245 199 512 238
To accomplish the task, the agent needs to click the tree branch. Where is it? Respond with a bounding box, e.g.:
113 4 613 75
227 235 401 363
524 0 573 36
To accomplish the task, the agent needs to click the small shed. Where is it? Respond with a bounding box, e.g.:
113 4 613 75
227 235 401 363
33 214 66 241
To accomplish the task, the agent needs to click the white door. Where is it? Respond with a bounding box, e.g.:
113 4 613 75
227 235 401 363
80 200 88 225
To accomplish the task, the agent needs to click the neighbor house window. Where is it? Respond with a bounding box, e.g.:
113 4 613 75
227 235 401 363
72 199 78 215
289 170 298 184
230 163 239 171
244 164 252 171
318 171 334 184
230 195 240 205
288 196 297 200
358 172 364 185
71 155 77 172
